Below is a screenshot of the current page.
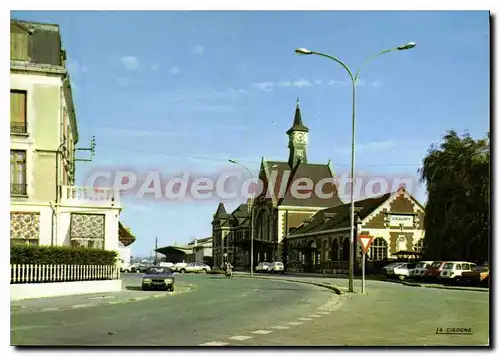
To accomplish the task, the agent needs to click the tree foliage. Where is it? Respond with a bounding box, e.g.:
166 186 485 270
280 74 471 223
419 130 490 263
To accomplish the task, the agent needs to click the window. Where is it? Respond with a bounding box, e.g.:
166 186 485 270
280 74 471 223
10 90 27 134
70 213 105 249
413 239 424 253
10 150 27 196
10 212 40 245
10 30 29 61
369 238 388 261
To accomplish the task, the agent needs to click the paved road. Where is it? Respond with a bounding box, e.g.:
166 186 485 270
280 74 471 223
11 274 335 346
11 274 489 346
230 275 490 346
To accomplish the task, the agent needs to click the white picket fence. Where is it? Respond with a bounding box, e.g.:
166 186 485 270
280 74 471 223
10 264 121 284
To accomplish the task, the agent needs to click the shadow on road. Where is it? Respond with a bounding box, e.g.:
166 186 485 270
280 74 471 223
124 286 142 291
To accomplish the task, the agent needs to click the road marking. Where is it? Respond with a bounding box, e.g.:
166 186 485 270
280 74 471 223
229 335 252 341
309 314 322 318
272 325 290 330
252 330 273 335
287 322 303 326
200 341 229 346
298 317 312 321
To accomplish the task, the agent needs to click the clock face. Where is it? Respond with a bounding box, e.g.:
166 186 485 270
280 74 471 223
295 132 306 143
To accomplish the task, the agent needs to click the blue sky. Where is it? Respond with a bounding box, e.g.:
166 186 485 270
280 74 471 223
12 11 490 257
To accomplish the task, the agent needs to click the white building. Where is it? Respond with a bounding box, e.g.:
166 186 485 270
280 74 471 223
10 19 133 254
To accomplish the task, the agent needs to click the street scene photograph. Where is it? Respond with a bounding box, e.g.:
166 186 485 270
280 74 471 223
8 7 491 349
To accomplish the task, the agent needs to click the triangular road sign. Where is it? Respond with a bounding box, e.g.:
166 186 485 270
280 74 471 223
358 235 374 254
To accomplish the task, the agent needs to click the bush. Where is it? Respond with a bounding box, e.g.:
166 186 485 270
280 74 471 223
11 244 118 265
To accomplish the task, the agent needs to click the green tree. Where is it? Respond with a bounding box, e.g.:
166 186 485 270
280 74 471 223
419 130 490 263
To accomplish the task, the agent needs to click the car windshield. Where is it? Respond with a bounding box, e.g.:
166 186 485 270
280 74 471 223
274 262 283 266
146 267 172 275
443 263 454 269
415 263 425 268
431 262 442 268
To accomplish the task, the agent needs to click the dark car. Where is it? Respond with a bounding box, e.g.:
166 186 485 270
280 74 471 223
142 267 175 291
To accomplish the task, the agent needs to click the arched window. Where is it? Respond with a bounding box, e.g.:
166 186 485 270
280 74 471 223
331 239 339 261
413 239 423 253
397 236 406 252
369 238 388 261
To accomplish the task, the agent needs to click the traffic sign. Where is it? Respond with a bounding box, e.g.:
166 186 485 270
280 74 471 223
358 235 374 254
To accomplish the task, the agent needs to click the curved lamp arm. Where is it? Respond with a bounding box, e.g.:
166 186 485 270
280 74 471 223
354 47 398 82
228 159 253 179
308 52 354 83
296 42 415 83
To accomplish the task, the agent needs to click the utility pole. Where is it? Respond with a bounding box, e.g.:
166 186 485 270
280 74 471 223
154 237 158 265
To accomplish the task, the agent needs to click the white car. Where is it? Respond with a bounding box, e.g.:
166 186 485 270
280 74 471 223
177 262 211 274
119 260 131 273
393 262 417 280
158 262 175 269
269 262 284 274
381 262 404 276
410 261 434 279
255 262 272 273
439 262 477 283
172 262 187 272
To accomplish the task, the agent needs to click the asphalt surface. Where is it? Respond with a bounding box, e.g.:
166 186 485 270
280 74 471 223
10 273 489 346
230 275 491 346
11 274 335 346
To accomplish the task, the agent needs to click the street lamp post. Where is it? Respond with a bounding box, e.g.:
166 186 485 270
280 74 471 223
294 42 416 293
229 159 255 277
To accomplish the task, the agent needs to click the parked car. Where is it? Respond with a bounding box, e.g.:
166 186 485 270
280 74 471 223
393 262 417 280
172 262 187 272
423 261 447 281
255 262 272 273
158 262 175 269
458 264 489 287
178 262 211 274
130 263 151 273
381 262 404 277
439 262 477 283
269 262 284 274
119 259 131 273
410 261 434 279
130 263 142 273
142 267 175 291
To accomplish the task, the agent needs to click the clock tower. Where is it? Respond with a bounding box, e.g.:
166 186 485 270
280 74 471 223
287 98 309 168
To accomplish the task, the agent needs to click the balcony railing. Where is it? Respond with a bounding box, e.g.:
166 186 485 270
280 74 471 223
10 122 27 134
11 183 27 196
61 186 120 206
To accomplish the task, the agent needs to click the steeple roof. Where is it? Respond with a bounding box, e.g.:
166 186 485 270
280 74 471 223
215 202 227 215
286 98 309 134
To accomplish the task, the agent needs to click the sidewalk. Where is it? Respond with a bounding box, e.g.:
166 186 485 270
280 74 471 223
10 281 197 314
234 272 489 293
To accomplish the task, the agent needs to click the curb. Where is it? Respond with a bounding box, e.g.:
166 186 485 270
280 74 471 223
402 281 489 292
234 274 345 295
11 283 198 314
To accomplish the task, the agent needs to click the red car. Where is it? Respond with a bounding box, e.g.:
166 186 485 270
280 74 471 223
424 261 446 281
